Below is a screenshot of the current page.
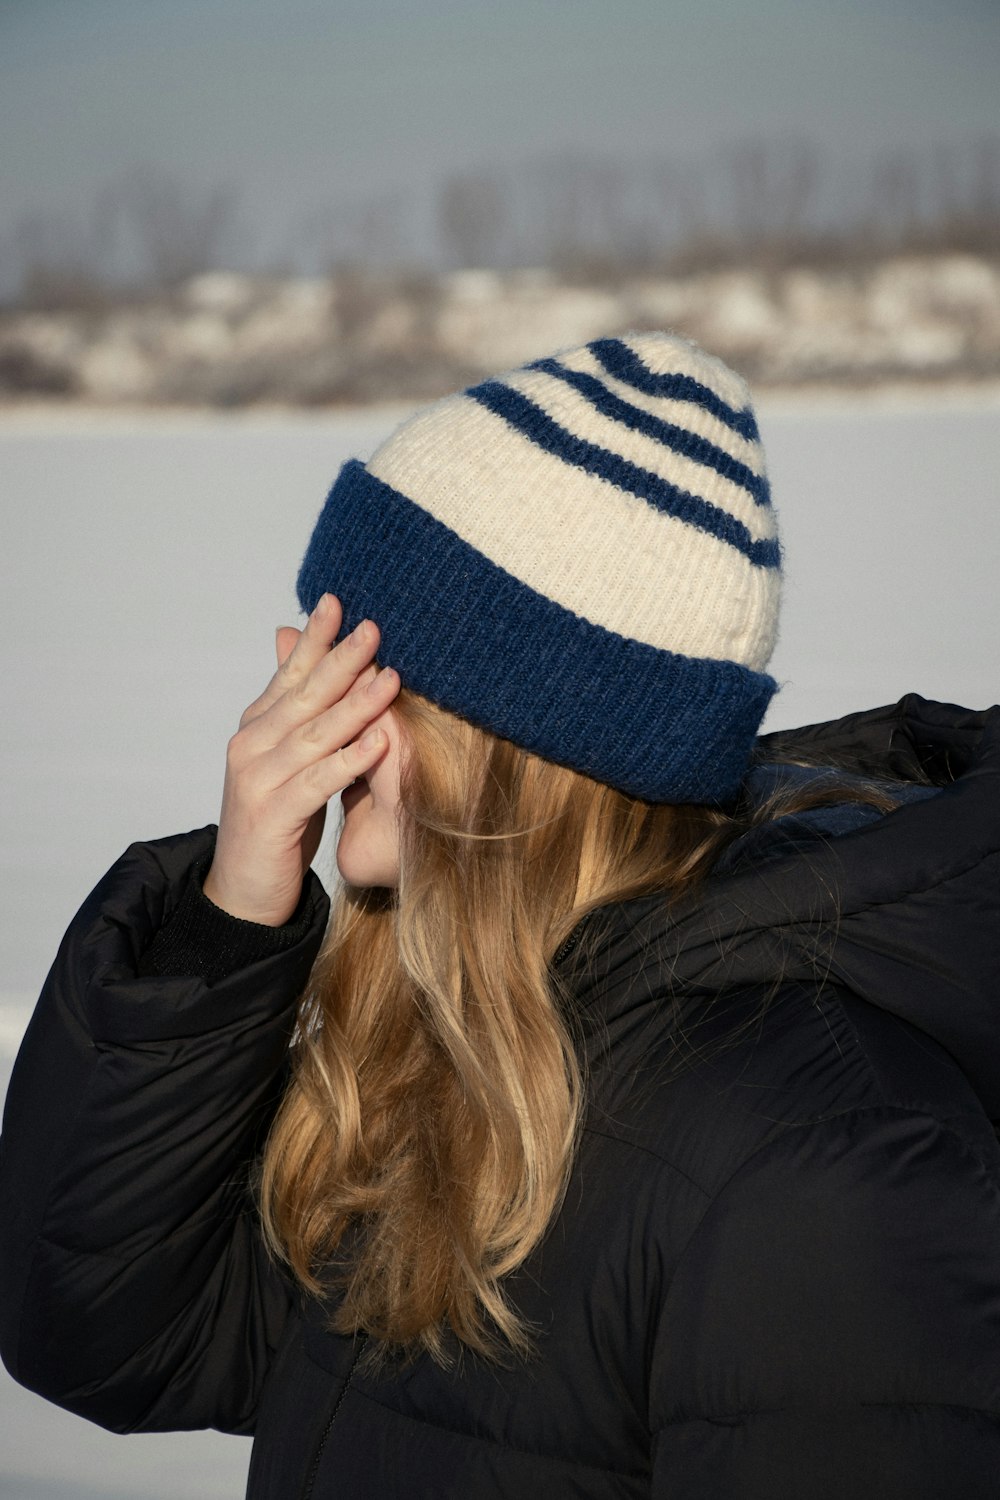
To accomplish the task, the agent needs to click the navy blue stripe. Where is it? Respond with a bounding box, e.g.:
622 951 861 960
529 356 770 508
297 462 777 804
589 338 760 442
467 381 780 570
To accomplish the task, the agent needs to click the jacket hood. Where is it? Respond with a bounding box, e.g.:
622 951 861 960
561 695 1000 1118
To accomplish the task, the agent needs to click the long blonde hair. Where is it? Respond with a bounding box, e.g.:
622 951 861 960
259 686 898 1362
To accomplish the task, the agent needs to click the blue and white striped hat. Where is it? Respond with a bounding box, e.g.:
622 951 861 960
298 332 781 804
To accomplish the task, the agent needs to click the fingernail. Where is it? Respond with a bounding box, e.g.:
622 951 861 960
350 619 372 645
360 727 384 750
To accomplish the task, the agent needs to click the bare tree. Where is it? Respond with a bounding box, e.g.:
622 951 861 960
969 137 1000 226
855 138 1000 255
12 185 120 307
535 156 592 270
619 158 685 269
115 165 245 287
929 136 1000 250
721 139 823 257
864 148 925 251
438 173 509 268
298 190 413 271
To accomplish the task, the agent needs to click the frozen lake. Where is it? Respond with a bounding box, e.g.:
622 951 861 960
1 392 999 1496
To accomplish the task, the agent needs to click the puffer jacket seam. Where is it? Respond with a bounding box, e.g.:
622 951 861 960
346 1383 652 1478
647 1111 1000 1434
727 1103 1000 1194
587 1098 993 1187
692 842 999 949
582 1125 713 1195
809 984 1000 1157
811 983 891 1109
832 845 999 921
653 1103 1000 1360
860 1399 1000 1417
8 1044 109 1383
29 1195 258 1263
17 1208 272 1435
653 1398 1000 1431
654 1405 785 1428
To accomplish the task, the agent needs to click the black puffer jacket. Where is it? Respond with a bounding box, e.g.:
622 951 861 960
2 696 1000 1499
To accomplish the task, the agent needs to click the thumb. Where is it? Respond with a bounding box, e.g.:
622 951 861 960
275 625 302 667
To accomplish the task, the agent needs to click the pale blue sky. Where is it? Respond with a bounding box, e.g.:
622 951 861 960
2 0 998 276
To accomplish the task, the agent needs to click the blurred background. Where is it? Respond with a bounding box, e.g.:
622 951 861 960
2 0 999 403
2 2 998 1496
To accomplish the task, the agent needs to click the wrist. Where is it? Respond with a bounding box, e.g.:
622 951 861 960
201 865 300 928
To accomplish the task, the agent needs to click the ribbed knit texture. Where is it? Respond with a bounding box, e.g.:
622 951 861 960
138 854 319 983
298 332 782 803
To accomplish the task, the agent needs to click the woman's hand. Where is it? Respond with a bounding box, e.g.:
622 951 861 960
202 593 401 926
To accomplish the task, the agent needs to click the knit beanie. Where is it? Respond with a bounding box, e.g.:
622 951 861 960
297 332 781 804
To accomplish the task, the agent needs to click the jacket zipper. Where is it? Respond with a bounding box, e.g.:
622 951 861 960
301 1333 368 1500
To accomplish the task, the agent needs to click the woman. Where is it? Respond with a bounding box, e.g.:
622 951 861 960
1 332 999 1499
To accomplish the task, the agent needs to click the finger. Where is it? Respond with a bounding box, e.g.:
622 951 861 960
262 664 400 788
271 723 391 823
244 594 343 724
273 592 343 688
276 625 301 668
248 617 384 748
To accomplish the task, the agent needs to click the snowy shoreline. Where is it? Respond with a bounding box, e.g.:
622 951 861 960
4 255 998 410
2 377 1000 432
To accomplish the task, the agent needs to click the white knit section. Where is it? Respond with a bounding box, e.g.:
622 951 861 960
500 365 776 544
555 341 766 475
367 394 780 670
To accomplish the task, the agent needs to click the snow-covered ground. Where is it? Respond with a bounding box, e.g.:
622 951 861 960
4 255 999 407
1 394 998 1496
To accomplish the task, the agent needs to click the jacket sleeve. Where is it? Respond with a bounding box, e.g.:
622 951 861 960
649 1106 1000 1499
0 826 330 1436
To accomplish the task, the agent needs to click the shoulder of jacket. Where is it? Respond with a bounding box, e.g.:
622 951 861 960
582 996 999 1197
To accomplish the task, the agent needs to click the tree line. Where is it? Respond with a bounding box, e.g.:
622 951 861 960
7 136 999 310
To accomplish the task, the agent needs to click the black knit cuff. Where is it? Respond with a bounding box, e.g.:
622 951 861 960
138 857 322 985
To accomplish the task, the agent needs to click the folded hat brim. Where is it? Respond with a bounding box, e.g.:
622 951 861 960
297 460 776 805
